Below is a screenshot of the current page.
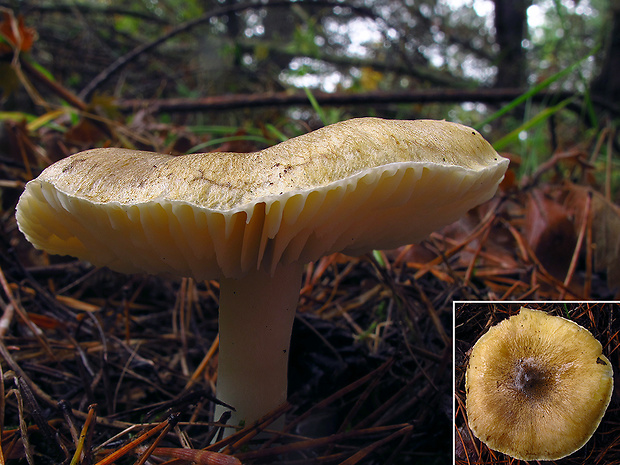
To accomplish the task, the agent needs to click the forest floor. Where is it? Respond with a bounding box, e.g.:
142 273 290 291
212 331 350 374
1 117 619 464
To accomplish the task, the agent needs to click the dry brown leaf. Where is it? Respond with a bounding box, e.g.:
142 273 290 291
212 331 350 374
564 183 620 290
64 118 108 146
0 11 37 53
523 188 576 280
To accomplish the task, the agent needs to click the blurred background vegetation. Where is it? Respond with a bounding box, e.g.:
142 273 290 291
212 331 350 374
0 1 620 464
0 0 618 169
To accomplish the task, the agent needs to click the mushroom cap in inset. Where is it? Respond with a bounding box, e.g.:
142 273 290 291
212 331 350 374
16 117 508 279
466 307 614 461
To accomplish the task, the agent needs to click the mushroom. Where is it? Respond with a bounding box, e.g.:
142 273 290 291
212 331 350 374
465 307 614 461
16 117 508 431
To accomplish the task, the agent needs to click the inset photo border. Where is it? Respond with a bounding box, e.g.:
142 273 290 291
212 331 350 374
454 301 619 464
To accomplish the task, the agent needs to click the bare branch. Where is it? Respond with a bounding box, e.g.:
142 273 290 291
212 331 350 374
116 88 620 116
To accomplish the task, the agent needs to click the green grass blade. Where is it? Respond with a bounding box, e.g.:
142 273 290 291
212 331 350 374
304 87 328 125
264 123 289 142
492 97 574 151
187 135 274 154
474 49 598 130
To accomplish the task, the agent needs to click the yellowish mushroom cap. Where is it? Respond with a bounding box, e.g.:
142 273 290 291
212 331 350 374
16 117 508 279
466 307 614 461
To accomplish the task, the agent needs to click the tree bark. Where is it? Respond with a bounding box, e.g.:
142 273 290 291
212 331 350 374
493 0 530 88
591 0 620 105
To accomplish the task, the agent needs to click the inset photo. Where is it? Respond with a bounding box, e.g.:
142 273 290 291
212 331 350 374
454 302 618 464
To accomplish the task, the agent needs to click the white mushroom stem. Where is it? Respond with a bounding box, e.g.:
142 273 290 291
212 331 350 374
214 261 304 431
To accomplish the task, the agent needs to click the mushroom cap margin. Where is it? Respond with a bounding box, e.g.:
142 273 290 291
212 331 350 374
465 307 614 461
16 117 509 279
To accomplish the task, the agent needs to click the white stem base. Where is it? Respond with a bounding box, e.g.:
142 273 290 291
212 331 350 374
214 262 304 432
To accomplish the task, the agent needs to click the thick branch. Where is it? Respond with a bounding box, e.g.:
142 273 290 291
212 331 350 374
117 88 620 116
